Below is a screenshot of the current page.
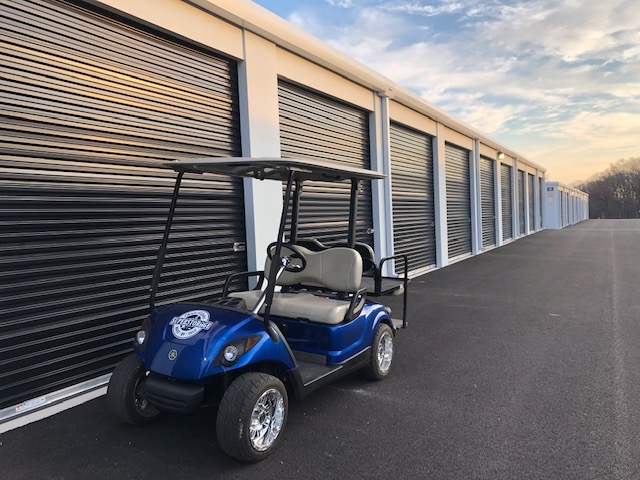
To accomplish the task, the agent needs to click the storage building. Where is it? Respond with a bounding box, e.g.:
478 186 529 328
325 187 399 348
0 0 585 425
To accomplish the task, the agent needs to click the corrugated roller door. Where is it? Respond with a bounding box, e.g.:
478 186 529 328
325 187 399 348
501 164 513 240
389 122 436 273
571 197 575 223
528 173 535 232
480 157 496 248
517 170 525 235
278 81 373 246
0 0 245 410
570 196 576 224
445 143 472 259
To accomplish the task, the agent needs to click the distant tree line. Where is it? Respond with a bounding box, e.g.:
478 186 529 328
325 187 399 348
577 158 640 219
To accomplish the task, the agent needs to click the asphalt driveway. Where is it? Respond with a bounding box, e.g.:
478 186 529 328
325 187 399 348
2 220 639 480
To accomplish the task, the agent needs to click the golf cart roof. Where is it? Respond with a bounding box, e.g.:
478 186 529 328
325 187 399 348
165 157 385 182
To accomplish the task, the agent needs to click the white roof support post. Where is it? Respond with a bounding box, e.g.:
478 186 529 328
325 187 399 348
433 123 449 267
524 168 531 235
539 173 545 230
495 157 504 246
511 158 519 239
531 169 540 232
370 92 395 276
238 31 283 279
471 139 481 254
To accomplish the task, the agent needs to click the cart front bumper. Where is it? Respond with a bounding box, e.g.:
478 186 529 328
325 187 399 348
143 375 204 413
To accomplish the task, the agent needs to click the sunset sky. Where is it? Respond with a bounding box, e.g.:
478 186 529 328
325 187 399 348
253 0 640 185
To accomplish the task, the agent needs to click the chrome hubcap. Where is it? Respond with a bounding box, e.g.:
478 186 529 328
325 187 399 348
249 388 285 451
377 331 393 373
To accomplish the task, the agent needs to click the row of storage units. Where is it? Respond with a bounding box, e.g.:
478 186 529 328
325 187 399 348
0 0 573 424
543 182 589 229
388 124 546 277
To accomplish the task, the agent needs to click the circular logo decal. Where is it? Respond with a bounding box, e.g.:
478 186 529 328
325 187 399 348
168 349 178 361
169 310 213 340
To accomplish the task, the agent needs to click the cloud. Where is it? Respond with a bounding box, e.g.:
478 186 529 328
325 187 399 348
477 0 640 62
256 0 640 183
385 0 465 17
325 0 354 7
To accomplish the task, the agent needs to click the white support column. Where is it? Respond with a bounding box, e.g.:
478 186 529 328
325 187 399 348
524 168 530 235
541 172 546 229
237 31 282 276
369 92 394 276
531 169 540 233
433 123 448 267
537 175 541 230
495 158 503 246
470 139 481 254
511 158 518 239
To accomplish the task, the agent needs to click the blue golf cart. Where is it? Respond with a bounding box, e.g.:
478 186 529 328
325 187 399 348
107 157 409 462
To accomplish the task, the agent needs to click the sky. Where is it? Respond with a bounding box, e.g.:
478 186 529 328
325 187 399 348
252 0 640 185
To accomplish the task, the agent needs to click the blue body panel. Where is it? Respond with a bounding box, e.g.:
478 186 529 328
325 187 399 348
136 300 392 382
137 303 296 381
276 303 390 364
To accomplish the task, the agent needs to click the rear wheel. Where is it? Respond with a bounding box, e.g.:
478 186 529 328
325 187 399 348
107 354 161 425
216 372 288 462
360 323 394 381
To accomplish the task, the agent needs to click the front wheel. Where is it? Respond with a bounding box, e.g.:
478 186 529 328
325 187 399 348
107 354 162 425
360 323 394 381
216 372 288 462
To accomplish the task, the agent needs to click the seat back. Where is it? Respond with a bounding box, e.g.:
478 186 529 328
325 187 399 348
295 238 376 276
265 245 362 293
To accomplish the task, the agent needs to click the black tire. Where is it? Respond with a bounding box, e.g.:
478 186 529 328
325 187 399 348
360 323 394 381
216 372 288 462
107 354 162 425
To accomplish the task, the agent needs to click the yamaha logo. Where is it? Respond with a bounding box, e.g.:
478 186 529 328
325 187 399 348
168 349 178 361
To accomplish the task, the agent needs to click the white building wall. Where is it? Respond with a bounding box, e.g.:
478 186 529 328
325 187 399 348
543 182 589 229
237 31 283 275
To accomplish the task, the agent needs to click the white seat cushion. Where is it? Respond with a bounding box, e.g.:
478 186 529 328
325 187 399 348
229 290 351 325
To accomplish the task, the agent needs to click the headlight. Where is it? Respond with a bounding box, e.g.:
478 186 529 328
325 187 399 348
223 344 238 363
218 335 262 367
135 330 146 345
133 318 151 351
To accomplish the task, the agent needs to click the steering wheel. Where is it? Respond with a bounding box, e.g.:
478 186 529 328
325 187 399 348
266 242 307 273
